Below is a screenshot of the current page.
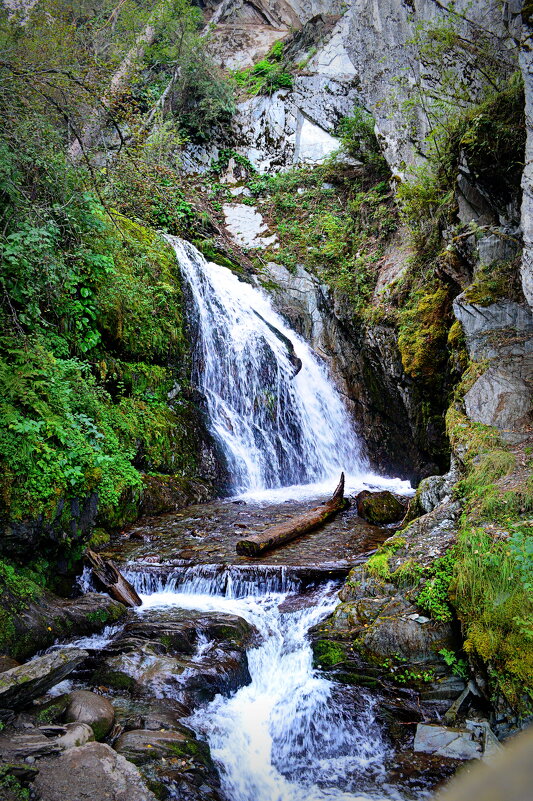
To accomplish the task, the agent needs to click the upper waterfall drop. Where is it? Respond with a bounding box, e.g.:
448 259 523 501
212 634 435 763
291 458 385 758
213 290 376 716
167 236 366 495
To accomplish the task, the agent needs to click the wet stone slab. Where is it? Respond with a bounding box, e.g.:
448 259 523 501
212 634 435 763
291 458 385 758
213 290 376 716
103 497 391 576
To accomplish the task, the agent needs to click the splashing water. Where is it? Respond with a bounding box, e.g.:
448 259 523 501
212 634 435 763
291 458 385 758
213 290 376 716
167 236 367 496
135 565 391 801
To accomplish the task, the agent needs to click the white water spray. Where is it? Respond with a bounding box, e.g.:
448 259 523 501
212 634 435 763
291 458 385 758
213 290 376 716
133 567 390 801
167 236 366 495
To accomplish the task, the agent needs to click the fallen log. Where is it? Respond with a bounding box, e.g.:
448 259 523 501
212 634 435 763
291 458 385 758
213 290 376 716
86 549 141 607
236 473 347 557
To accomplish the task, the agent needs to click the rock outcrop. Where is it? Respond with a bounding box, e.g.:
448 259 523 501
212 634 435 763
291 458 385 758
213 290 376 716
32 741 159 801
0 649 88 711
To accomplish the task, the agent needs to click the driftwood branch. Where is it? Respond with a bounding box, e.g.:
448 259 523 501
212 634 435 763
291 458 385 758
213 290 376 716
236 473 347 557
86 549 141 607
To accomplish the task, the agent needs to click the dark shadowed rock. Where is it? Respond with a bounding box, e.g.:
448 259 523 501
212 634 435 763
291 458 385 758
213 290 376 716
356 490 406 524
32 741 158 801
115 728 196 764
65 690 115 740
0 649 87 710
0 589 127 662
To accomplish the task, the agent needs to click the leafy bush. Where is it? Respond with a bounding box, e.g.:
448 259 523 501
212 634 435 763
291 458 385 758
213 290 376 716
234 41 294 95
416 550 456 622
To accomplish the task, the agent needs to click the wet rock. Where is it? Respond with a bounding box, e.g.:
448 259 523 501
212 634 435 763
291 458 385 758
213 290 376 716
413 723 482 760
115 727 208 765
408 459 461 517
140 474 213 517
120 609 256 654
390 502 461 569
115 728 193 764
359 604 453 664
93 632 251 707
0 492 98 562
31 741 158 801
0 649 87 711
356 490 406 524
114 726 222 801
0 587 127 662
0 656 19 672
65 690 115 741
0 723 93 759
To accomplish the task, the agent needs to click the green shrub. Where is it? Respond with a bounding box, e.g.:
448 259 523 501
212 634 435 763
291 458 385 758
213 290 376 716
234 42 294 95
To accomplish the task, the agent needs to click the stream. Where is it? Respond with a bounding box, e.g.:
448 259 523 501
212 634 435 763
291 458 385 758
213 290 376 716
63 240 420 800
134 568 391 801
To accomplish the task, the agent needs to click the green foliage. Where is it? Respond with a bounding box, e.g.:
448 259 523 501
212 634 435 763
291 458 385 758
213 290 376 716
416 550 456 622
336 107 388 174
248 159 397 313
391 559 424 588
139 0 236 141
210 149 256 176
234 42 294 96
0 97 200 558
0 766 29 801
438 648 468 679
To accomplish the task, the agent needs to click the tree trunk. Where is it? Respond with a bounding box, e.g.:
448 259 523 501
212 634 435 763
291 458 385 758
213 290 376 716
86 549 141 607
236 473 347 557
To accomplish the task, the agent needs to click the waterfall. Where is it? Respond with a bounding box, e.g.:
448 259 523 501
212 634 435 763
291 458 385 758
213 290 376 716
135 564 390 801
166 236 366 496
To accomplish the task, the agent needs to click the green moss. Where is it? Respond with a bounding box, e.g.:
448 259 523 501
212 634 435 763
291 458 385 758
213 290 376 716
168 737 213 768
391 559 424 588
397 285 452 383
92 668 135 691
464 259 521 306
88 528 110 549
313 639 346 668
365 536 407 581
365 552 392 581
445 371 533 712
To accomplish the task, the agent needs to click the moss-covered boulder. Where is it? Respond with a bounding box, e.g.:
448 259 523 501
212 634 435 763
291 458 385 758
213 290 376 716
356 490 406 524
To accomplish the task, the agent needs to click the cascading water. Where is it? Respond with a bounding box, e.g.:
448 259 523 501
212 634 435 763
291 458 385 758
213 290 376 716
166 236 366 495
132 566 391 801
63 240 412 801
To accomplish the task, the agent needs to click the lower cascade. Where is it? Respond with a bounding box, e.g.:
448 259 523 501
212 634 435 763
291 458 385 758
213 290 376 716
129 565 390 801
167 236 366 496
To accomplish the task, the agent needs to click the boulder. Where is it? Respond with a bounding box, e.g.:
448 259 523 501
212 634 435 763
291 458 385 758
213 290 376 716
114 728 197 765
0 656 19 672
0 649 87 710
356 490 406 524
65 690 115 740
414 723 482 761
31 741 158 801
93 639 250 707
0 723 93 759
0 587 127 662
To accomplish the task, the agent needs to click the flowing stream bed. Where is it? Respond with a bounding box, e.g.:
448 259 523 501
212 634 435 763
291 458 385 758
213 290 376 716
134 567 392 801
49 239 446 800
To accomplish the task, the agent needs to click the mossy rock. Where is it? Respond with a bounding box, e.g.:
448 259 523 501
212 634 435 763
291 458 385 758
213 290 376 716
312 639 347 668
356 490 406 524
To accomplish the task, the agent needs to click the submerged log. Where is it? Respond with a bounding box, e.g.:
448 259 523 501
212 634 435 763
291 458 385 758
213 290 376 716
86 549 141 607
236 473 347 557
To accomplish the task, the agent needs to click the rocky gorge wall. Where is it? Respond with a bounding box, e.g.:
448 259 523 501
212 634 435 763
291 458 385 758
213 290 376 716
187 0 532 483
182 0 533 723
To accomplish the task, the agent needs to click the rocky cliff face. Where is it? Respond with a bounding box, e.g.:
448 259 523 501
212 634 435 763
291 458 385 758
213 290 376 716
189 0 531 482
